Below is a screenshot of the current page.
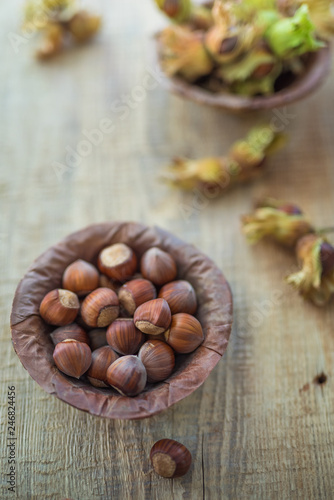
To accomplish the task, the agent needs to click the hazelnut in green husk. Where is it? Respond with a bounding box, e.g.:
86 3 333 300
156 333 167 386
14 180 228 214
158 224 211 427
286 234 334 305
23 0 101 59
241 198 314 246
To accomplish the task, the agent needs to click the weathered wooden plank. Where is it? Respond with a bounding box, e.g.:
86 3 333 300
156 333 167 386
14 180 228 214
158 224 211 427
0 1 333 499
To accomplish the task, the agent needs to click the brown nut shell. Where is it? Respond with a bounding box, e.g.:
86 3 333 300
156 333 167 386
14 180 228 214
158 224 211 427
40 289 80 326
106 355 147 397
150 439 192 478
98 243 137 281
87 328 108 351
158 280 197 315
134 298 171 335
138 340 175 382
165 313 204 354
140 247 177 286
118 279 157 315
81 288 119 328
106 318 145 355
62 259 99 296
87 346 119 388
53 339 92 379
50 323 90 346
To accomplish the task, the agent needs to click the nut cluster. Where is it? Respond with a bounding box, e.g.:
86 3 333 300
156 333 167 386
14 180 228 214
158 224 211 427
39 243 204 397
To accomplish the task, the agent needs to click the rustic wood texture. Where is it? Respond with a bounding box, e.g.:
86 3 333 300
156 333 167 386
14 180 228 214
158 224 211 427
1 1 334 498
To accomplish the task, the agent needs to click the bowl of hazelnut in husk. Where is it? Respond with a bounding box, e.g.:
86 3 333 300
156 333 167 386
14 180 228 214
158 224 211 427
153 0 332 112
10 222 232 419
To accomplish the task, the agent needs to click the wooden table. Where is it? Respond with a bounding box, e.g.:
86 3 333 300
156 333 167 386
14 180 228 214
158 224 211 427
1 1 333 498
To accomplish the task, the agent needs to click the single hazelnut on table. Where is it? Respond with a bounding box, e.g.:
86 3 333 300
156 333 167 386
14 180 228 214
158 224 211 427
106 355 147 397
134 298 171 335
40 289 80 326
158 280 197 315
86 345 119 388
98 243 137 281
81 288 119 328
106 318 145 355
87 328 108 351
53 339 92 379
62 259 99 296
138 340 175 383
150 439 192 478
165 313 204 354
50 323 90 346
118 278 157 315
140 247 177 286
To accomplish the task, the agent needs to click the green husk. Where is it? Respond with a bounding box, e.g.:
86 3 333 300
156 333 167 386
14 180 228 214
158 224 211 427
158 25 214 81
265 5 324 58
163 125 285 194
286 234 334 305
241 207 314 246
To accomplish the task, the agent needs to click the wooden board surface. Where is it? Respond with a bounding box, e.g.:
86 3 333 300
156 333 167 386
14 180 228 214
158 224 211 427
1 1 334 498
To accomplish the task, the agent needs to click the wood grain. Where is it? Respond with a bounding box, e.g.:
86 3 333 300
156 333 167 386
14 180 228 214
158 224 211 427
1 1 334 498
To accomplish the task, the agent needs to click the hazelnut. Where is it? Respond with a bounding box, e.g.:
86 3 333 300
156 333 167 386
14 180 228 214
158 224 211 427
50 323 90 346
62 259 99 296
81 288 119 328
87 328 108 351
106 355 147 397
138 340 175 382
165 313 204 353
99 274 120 292
150 439 192 478
134 298 171 335
53 339 92 379
106 318 145 355
158 280 197 315
118 278 157 315
40 289 80 326
86 346 119 388
98 243 137 281
140 247 177 286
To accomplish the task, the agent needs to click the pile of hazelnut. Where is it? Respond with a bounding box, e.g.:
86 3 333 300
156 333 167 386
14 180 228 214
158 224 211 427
39 243 204 397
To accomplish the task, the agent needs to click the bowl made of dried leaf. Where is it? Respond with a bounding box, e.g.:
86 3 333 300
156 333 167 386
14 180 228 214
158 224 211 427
10 222 233 420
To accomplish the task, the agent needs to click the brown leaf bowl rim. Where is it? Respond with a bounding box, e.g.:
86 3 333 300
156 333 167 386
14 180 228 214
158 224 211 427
10 222 233 420
154 34 331 112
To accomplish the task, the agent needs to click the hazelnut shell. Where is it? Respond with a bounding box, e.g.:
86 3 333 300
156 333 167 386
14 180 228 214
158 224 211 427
106 318 145 355
118 278 157 315
165 313 204 354
53 339 92 379
138 340 175 382
134 298 171 335
62 259 99 296
98 243 137 281
40 289 80 326
140 247 177 286
150 439 192 478
87 345 119 388
158 280 197 315
50 323 90 346
81 288 119 328
106 355 147 397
